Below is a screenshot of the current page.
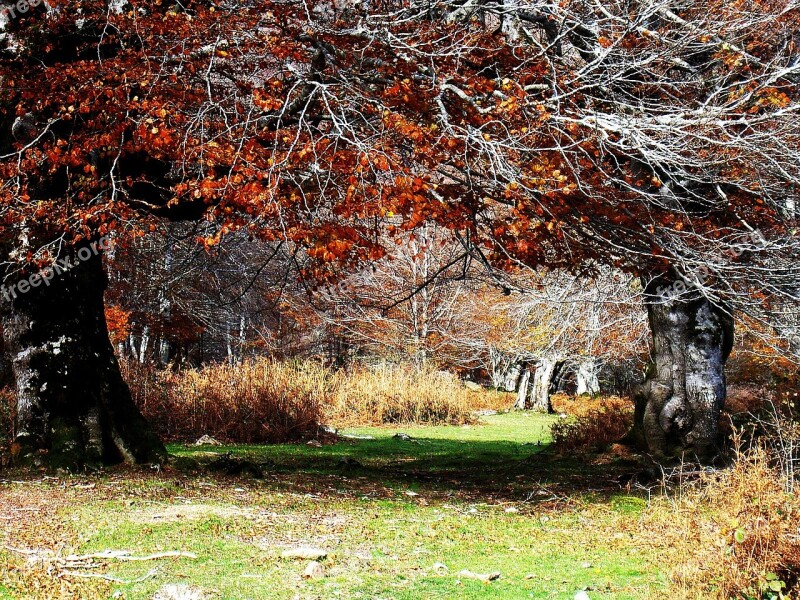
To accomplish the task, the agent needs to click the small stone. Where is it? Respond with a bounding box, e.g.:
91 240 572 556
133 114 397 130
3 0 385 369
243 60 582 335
432 562 448 573
524 573 535 580
464 381 482 391
153 584 207 600
580 561 592 569
457 569 500 582
393 433 412 441
302 561 325 579
574 591 591 600
404 490 419 497
473 409 498 416
194 435 222 446
504 506 518 513
306 440 322 447
281 547 327 560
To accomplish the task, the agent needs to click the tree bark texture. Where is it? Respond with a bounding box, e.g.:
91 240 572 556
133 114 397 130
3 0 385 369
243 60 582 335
632 275 734 460
1 245 166 469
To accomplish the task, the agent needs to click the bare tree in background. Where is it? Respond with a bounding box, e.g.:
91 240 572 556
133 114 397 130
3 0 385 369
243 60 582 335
313 223 476 366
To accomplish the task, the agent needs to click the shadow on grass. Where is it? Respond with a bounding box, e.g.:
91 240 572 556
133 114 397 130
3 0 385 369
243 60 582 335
168 417 645 503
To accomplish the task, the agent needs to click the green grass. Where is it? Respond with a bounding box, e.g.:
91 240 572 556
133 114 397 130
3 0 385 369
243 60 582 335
169 412 553 474
0 413 667 599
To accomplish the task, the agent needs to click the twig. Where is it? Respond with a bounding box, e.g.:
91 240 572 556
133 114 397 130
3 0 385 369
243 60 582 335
60 568 158 584
2 545 45 556
62 550 198 562
2 546 197 562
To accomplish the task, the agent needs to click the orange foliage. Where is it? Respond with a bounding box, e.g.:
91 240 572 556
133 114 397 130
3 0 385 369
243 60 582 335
104 306 131 345
0 0 795 289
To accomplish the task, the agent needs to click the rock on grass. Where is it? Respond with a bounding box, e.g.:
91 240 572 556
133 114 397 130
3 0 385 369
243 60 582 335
302 560 325 579
281 547 328 560
153 584 207 600
457 569 501 582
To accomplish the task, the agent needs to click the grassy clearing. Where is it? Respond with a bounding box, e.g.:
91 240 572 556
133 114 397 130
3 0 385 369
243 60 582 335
169 413 552 477
0 412 751 599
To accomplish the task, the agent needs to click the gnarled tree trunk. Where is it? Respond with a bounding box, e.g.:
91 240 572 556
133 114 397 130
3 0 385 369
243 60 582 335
631 275 734 460
1 244 166 469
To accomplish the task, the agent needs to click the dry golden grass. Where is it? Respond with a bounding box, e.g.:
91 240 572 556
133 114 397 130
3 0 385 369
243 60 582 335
643 445 800 600
550 392 634 418
322 363 474 427
549 394 634 454
466 388 516 412
124 358 326 443
123 359 475 442
546 393 800 597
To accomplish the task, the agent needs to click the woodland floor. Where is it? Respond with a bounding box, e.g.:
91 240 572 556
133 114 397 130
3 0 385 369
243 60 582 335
0 414 691 599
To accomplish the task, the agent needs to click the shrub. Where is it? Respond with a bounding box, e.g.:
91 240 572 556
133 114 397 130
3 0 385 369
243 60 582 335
123 358 325 443
550 395 634 454
656 445 800 599
725 384 770 416
123 359 475 442
551 393 633 418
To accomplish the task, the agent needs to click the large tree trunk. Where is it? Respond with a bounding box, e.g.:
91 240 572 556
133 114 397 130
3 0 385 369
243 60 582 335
631 275 734 460
529 358 557 412
1 245 166 469
514 365 532 409
503 360 523 392
514 359 557 412
576 358 600 396
487 348 507 389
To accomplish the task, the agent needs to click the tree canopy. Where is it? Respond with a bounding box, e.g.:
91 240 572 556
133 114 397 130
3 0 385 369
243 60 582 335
1 1 797 287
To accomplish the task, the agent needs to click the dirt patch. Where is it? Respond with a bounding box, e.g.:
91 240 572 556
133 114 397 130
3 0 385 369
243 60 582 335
132 503 258 524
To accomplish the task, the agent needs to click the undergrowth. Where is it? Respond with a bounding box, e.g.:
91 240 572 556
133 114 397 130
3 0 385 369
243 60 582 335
652 443 800 599
549 394 634 454
122 359 475 442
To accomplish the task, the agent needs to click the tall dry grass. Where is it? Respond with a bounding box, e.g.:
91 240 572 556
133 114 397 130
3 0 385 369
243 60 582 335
323 363 474 427
123 359 474 442
648 444 800 599
549 394 634 453
123 359 327 443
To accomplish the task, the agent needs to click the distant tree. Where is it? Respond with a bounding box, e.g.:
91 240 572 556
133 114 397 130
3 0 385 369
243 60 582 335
106 224 318 366
316 223 476 366
461 270 647 411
